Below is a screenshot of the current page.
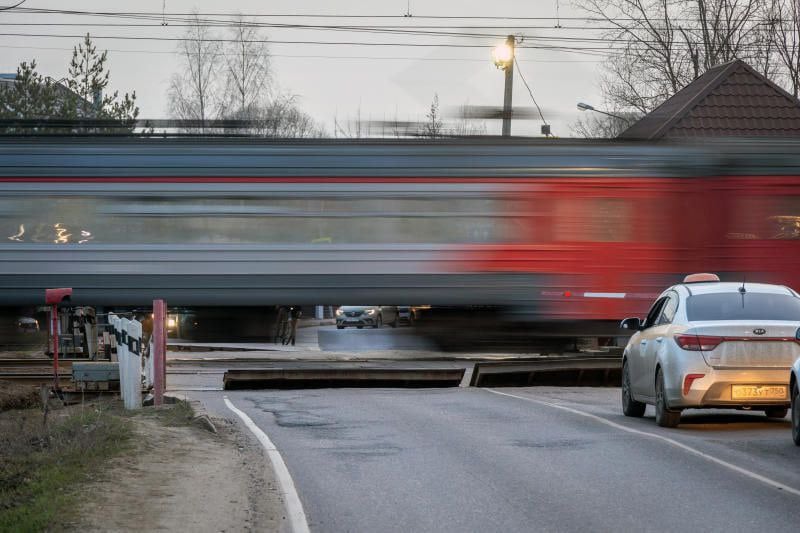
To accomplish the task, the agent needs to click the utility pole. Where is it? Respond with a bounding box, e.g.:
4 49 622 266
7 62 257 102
493 35 515 137
502 35 514 136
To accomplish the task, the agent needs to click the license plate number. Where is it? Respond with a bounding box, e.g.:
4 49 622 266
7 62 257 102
731 385 787 400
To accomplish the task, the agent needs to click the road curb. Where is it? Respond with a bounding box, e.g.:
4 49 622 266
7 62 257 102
164 392 218 433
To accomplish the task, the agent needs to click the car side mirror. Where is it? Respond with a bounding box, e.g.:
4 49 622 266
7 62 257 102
620 317 642 331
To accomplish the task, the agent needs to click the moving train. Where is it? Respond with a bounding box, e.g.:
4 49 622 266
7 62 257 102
1 137 799 332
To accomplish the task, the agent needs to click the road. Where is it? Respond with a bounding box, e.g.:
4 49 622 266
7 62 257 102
196 387 800 533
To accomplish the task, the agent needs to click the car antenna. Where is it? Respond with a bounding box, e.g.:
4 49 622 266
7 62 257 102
739 275 746 308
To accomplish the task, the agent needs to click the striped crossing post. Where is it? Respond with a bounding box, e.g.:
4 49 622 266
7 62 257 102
124 319 143 410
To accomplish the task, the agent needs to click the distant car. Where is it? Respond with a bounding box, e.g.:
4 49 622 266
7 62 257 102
620 273 799 428
791 358 800 445
336 306 398 329
397 306 413 325
16 317 39 333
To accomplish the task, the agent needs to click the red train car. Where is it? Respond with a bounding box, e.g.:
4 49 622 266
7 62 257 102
451 173 800 325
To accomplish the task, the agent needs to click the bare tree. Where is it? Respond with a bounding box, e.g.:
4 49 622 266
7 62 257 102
220 15 272 119
769 0 800 97
168 14 221 129
579 0 776 114
262 95 325 138
421 93 443 138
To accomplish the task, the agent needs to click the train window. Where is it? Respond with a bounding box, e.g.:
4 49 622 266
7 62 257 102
553 197 632 242
1 195 529 245
726 196 800 240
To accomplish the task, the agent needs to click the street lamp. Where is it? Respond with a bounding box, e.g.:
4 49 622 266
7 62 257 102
493 35 515 137
577 102 630 123
492 41 514 69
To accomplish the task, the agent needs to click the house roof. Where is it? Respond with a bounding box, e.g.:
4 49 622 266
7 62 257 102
618 60 800 140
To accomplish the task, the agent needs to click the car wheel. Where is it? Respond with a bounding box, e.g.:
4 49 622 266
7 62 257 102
373 315 382 329
655 368 681 428
390 315 398 328
765 407 788 419
337 325 344 330
792 384 800 446
357 326 363 329
622 360 646 417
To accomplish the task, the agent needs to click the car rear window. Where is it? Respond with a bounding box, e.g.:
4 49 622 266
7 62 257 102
686 292 800 321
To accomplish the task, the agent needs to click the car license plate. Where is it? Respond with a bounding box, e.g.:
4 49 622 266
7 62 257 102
731 385 787 400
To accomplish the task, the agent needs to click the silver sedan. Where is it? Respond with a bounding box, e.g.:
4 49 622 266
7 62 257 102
791 356 800 445
620 274 799 427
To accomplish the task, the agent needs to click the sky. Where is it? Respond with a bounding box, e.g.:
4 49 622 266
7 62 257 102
0 0 610 137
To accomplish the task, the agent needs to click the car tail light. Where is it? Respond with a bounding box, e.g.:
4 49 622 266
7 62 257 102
674 334 723 351
683 373 705 395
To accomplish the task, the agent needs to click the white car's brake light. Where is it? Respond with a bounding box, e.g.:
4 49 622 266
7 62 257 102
674 334 723 351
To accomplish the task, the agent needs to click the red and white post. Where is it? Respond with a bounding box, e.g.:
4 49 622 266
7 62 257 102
51 303 59 390
152 299 167 406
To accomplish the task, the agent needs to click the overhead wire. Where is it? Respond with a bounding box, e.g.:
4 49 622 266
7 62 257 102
0 0 25 12
0 31 624 57
513 56 549 133
0 43 604 62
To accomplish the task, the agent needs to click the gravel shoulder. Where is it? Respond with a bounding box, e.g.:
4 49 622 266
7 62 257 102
72 409 283 532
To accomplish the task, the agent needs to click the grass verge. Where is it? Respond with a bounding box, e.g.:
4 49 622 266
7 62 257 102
134 398 196 427
0 381 40 411
0 401 133 533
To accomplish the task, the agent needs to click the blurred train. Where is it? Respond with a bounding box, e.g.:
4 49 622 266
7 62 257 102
1 137 800 335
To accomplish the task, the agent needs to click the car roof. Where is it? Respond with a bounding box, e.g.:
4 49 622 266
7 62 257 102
672 282 796 296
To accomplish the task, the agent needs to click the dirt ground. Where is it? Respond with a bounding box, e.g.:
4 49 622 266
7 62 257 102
71 413 284 533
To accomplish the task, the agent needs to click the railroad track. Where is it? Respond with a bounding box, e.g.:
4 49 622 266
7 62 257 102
0 358 73 368
0 358 75 386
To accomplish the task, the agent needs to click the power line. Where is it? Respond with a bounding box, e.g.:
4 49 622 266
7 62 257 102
0 0 25 12
514 56 549 131
0 30 783 57
5 7 659 21
0 42 604 62
0 31 623 56
9 7 785 31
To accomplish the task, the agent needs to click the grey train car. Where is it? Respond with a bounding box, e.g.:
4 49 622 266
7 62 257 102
1 137 799 323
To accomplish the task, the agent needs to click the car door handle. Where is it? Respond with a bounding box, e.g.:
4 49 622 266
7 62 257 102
656 337 663 343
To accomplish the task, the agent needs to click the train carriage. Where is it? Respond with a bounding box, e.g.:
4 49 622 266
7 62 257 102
1 137 800 333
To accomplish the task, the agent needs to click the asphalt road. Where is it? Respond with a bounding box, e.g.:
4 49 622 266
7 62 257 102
196 387 800 533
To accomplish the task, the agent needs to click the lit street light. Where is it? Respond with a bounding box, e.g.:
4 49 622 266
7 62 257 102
493 35 515 137
492 41 514 69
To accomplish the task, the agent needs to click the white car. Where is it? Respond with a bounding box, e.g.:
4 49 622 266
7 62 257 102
621 273 799 427
791 358 800 445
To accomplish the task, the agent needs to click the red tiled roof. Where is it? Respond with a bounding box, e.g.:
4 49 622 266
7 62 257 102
618 60 800 140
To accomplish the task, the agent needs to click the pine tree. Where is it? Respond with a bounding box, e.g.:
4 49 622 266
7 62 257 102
64 33 139 130
0 34 140 133
0 61 73 133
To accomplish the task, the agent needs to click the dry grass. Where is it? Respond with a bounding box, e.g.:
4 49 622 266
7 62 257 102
0 381 40 412
0 401 133 532
134 398 196 427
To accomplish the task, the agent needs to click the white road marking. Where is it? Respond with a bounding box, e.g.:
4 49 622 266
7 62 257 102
484 388 800 498
224 397 311 533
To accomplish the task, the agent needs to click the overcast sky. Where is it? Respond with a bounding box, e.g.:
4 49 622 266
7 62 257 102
0 0 609 137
